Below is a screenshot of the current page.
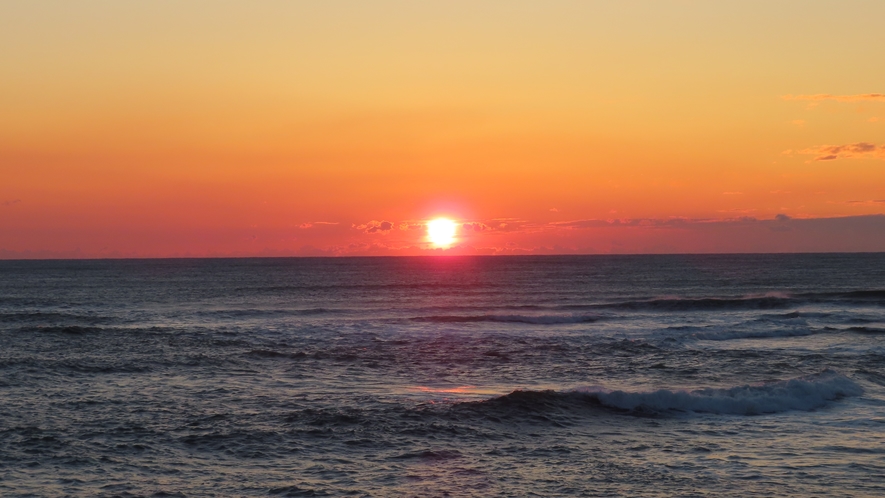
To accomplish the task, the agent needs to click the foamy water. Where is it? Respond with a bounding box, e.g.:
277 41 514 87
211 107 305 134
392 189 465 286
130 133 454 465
2 255 884 496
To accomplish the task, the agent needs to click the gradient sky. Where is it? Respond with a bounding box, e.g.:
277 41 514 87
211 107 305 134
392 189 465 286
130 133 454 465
2 1 884 257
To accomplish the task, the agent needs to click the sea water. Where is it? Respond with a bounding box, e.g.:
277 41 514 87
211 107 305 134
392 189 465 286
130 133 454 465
1 254 884 496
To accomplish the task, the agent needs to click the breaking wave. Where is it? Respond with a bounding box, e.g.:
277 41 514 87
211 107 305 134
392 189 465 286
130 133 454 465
465 370 861 418
573 370 861 415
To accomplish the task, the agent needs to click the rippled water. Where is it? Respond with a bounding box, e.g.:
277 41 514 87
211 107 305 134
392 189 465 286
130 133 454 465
2 254 885 496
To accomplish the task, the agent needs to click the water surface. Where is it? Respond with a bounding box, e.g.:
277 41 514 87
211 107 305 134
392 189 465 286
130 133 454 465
2 254 884 496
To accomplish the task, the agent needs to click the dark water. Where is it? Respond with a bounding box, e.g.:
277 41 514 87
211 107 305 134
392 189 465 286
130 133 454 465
2 254 885 496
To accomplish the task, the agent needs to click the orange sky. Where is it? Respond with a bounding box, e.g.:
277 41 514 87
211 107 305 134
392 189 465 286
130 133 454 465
2 1 884 257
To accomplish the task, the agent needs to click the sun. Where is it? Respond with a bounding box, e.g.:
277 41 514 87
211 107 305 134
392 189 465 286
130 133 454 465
427 218 457 247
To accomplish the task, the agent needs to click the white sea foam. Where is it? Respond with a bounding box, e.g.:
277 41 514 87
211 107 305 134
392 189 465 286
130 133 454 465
574 370 861 415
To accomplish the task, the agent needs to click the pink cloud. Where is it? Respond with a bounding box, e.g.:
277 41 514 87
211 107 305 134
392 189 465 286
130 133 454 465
398 222 425 231
354 220 394 234
462 222 492 232
299 221 338 229
800 142 885 161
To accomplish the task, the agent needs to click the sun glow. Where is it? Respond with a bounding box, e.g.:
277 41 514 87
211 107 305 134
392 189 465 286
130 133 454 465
427 218 457 247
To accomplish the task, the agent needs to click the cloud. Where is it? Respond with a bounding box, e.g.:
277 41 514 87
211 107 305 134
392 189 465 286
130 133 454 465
2 199 21 207
549 215 813 230
398 222 425 231
485 218 532 231
462 222 492 232
551 218 700 229
354 220 394 233
800 142 885 161
299 221 338 229
846 199 885 205
344 215 885 254
393 219 515 234
782 94 885 103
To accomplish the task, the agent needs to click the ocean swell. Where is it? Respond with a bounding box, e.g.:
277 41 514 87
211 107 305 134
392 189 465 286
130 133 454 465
605 294 793 311
687 327 821 341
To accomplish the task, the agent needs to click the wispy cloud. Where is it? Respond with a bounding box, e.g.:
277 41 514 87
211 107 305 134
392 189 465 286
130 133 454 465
2 199 21 207
551 217 723 229
393 219 514 233
782 93 885 103
398 222 425 231
800 142 885 161
462 222 492 232
846 199 885 205
354 220 394 233
299 221 338 229
547 215 815 230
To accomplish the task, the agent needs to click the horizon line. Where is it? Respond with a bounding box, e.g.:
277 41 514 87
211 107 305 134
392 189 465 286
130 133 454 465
2 251 885 263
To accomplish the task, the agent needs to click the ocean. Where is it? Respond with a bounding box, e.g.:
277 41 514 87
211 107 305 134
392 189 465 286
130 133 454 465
1 254 884 497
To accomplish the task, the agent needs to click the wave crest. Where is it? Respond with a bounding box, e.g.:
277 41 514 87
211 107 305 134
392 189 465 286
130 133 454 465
574 370 861 415
464 370 861 419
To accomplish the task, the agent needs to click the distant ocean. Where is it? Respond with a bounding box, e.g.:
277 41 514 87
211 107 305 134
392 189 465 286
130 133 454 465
2 254 885 496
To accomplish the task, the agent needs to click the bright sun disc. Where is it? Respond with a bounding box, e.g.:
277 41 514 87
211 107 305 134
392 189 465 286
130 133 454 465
427 218 457 247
